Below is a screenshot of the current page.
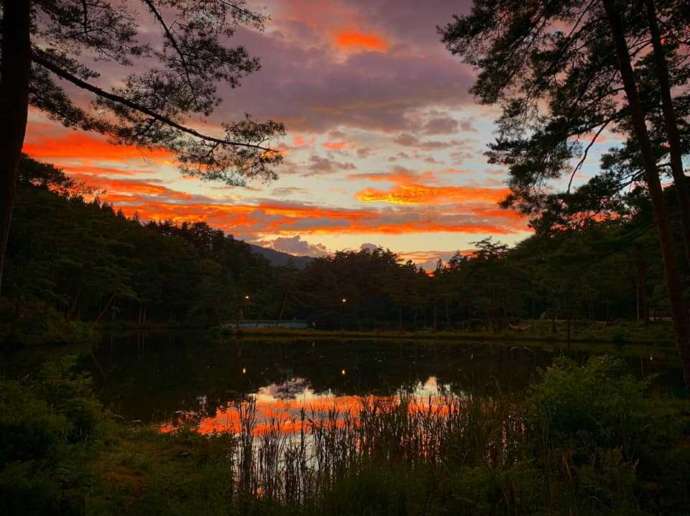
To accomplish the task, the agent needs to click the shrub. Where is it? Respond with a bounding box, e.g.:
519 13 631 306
0 357 105 515
526 356 659 457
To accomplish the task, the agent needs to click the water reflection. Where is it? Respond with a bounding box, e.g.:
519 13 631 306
160 376 454 435
89 331 682 433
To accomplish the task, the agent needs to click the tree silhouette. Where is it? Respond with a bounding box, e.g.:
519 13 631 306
441 0 690 386
0 0 285 292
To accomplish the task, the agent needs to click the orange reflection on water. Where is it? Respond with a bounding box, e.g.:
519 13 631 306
159 377 454 436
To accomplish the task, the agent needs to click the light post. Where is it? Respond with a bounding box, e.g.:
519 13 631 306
340 297 347 330
243 294 251 321
235 293 251 332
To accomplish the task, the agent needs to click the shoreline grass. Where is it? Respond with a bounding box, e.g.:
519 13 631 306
213 319 676 345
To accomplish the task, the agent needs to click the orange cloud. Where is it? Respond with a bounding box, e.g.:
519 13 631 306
291 134 315 148
357 183 509 205
335 30 389 52
46 162 526 238
106 201 524 236
24 132 171 162
323 140 348 151
71 175 196 201
56 164 150 177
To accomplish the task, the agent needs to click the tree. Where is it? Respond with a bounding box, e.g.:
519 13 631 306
0 0 285 292
441 0 690 386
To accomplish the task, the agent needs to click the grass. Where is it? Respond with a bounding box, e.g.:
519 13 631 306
221 319 676 346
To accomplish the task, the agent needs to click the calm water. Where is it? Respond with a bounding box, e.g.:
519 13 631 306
85 331 684 435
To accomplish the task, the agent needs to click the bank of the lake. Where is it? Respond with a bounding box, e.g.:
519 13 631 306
216 319 675 345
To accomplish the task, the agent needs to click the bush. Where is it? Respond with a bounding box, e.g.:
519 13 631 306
0 298 97 349
526 356 686 514
527 356 662 456
0 358 105 515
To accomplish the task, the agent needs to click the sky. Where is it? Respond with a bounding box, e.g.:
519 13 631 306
23 0 612 270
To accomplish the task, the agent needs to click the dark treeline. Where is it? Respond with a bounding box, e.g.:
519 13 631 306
2 156 679 337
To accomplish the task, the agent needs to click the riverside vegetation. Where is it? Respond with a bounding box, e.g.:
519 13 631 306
1 355 689 515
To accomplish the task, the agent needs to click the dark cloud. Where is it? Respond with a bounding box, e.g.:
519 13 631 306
393 133 466 151
422 115 459 135
356 147 374 158
304 155 357 176
270 186 307 197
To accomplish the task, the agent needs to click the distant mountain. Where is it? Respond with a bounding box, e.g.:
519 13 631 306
247 244 313 269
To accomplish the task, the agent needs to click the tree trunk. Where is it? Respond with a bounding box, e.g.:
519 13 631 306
96 293 116 322
278 292 288 320
644 0 690 266
634 245 649 322
603 0 690 387
0 0 32 294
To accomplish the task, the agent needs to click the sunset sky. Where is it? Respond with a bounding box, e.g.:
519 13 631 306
23 0 614 269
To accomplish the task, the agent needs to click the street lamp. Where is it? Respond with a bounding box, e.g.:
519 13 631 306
340 297 347 330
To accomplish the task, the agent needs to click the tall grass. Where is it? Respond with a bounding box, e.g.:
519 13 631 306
220 393 525 506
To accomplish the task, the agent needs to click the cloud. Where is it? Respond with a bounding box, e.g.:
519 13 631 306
422 115 459 135
304 155 356 175
258 235 329 257
24 132 171 163
356 147 374 158
348 167 436 185
357 183 509 205
271 186 307 197
360 242 381 252
334 30 389 52
393 133 468 151
72 171 526 239
322 140 349 151
226 25 475 132
397 250 461 270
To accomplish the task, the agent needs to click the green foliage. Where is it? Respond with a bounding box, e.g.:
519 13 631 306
0 358 106 515
526 356 689 514
0 298 97 348
527 356 655 453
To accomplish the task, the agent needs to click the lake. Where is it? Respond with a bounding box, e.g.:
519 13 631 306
86 331 684 435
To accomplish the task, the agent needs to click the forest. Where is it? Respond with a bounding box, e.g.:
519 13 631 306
1 155 680 343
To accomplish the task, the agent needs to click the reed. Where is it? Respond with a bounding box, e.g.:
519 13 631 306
225 393 526 506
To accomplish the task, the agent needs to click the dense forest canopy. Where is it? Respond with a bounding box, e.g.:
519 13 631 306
1 156 678 339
